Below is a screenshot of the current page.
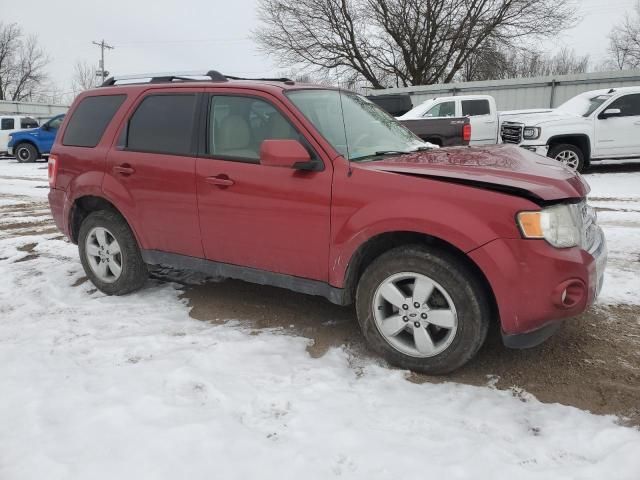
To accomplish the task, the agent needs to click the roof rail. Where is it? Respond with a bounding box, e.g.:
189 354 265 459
225 75 294 84
101 70 227 87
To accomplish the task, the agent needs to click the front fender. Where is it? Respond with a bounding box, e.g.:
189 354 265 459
328 158 537 287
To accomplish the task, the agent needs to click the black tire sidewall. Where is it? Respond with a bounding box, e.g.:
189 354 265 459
548 144 584 172
16 143 38 163
355 245 489 375
78 210 147 295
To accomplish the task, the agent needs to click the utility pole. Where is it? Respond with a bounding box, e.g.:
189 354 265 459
92 40 114 83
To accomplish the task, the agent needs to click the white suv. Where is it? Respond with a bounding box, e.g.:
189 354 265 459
500 87 640 172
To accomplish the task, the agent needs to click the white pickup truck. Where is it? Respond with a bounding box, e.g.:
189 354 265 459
0 115 39 154
500 87 640 172
397 94 499 145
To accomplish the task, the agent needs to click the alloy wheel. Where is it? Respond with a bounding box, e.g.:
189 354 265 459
85 226 123 283
555 150 580 171
372 272 458 358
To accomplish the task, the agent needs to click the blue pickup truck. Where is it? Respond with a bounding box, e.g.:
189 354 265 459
7 114 65 163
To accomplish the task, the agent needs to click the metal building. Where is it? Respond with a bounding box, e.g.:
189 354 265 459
0 100 68 121
366 69 640 111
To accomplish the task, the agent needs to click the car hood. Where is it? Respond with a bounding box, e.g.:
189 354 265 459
9 128 39 137
356 144 589 202
500 109 579 126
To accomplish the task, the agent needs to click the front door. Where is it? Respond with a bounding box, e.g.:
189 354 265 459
595 93 640 157
195 92 332 281
105 90 203 258
39 115 64 153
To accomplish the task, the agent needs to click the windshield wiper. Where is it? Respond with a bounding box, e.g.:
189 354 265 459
351 150 413 162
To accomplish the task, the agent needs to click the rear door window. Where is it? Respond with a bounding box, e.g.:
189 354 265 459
63 95 126 147
127 94 197 155
20 117 38 128
462 100 491 116
1 118 15 130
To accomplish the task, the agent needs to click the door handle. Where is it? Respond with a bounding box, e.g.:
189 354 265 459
205 175 234 187
113 164 135 176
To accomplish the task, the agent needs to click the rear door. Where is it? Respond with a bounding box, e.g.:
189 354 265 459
461 99 496 145
195 90 332 281
104 89 204 258
595 93 640 157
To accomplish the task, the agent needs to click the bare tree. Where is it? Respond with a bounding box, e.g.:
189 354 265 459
0 22 49 101
461 46 589 81
72 60 98 94
255 0 579 88
605 1 640 70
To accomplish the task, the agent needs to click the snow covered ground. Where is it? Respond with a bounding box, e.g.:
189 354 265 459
0 158 639 479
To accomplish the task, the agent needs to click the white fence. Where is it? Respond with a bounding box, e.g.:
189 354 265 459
366 70 640 111
0 100 68 120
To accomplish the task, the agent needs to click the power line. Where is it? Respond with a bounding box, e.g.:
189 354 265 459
92 40 115 83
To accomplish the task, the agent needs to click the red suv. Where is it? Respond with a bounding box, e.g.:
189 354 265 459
48 71 607 374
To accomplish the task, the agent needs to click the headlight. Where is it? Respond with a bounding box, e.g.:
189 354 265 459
517 203 582 248
523 127 541 140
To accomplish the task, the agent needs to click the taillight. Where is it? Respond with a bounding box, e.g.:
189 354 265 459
463 124 472 142
48 154 58 188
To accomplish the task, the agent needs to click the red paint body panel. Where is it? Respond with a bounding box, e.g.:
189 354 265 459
469 238 597 334
48 79 604 341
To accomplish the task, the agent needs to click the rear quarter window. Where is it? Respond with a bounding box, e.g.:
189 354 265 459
1 118 15 130
62 95 126 147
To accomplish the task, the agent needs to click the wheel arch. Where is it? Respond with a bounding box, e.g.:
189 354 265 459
547 134 591 161
14 139 40 154
69 195 140 246
341 231 498 317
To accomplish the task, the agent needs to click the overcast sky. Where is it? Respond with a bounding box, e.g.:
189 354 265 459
2 0 638 99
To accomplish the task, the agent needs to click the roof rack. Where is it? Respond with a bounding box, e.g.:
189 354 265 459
226 75 294 84
101 70 295 87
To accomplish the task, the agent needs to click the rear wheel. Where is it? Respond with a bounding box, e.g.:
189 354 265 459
78 210 148 295
548 144 584 172
15 143 39 163
355 245 490 375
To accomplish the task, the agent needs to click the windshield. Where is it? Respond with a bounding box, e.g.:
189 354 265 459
287 89 426 161
558 93 612 117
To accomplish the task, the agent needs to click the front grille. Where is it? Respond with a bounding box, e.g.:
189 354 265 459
501 123 523 144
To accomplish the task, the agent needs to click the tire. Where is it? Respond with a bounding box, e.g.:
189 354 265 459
355 245 490 375
548 144 585 172
15 143 39 163
78 210 148 295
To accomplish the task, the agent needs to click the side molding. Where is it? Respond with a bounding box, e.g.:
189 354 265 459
141 250 349 306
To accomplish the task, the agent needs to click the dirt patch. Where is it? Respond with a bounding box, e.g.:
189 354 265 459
17 243 37 253
71 276 88 287
14 254 39 263
183 279 363 359
183 279 640 425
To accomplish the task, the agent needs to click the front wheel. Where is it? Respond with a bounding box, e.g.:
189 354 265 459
15 143 39 163
355 245 490 375
548 144 585 172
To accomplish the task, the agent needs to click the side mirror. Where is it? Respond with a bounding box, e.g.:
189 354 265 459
260 139 313 169
41 123 50 131
600 108 621 119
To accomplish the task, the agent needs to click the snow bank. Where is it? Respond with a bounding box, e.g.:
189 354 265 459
0 231 639 479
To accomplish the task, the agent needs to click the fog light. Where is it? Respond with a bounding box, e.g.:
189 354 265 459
552 279 586 309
